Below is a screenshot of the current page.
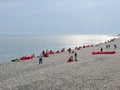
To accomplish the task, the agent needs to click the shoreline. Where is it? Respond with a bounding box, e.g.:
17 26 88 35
0 34 119 64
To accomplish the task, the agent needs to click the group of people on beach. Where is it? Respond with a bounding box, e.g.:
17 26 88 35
39 38 118 64
100 44 117 52
106 44 117 49
38 48 78 64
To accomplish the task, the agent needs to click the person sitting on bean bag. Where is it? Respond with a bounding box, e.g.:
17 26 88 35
68 48 71 53
49 50 54 54
67 56 74 62
56 50 60 54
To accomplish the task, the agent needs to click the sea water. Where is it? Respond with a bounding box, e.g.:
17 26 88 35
0 34 118 63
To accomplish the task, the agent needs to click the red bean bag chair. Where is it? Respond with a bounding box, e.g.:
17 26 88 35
77 47 81 50
67 59 73 62
61 49 65 52
86 45 90 48
20 55 33 60
20 56 28 60
92 51 116 55
45 53 49 57
28 55 33 59
20 57 26 60
49 51 54 54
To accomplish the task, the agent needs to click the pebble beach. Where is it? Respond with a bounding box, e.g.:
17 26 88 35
0 37 120 90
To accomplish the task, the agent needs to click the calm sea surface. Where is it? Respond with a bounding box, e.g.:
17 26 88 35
0 34 118 63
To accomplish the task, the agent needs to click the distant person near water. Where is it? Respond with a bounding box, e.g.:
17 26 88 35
114 44 117 49
106 44 110 49
39 54 43 64
100 47 103 52
106 45 108 49
108 44 110 48
75 52 77 61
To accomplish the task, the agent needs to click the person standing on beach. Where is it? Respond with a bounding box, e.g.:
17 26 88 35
106 45 108 49
108 44 110 48
68 48 71 53
42 50 45 57
39 54 43 64
100 47 103 52
75 52 77 61
114 44 117 49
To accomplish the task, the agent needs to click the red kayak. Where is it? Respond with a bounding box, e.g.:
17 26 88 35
92 51 116 55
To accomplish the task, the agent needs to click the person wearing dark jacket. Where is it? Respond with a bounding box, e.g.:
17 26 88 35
75 52 77 61
100 47 103 52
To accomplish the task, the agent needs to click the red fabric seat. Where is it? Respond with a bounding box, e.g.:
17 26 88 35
20 55 33 60
49 51 54 54
92 51 116 55
67 59 73 62
45 53 49 57
77 47 81 50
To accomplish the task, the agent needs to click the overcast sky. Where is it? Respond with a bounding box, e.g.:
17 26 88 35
0 0 120 35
